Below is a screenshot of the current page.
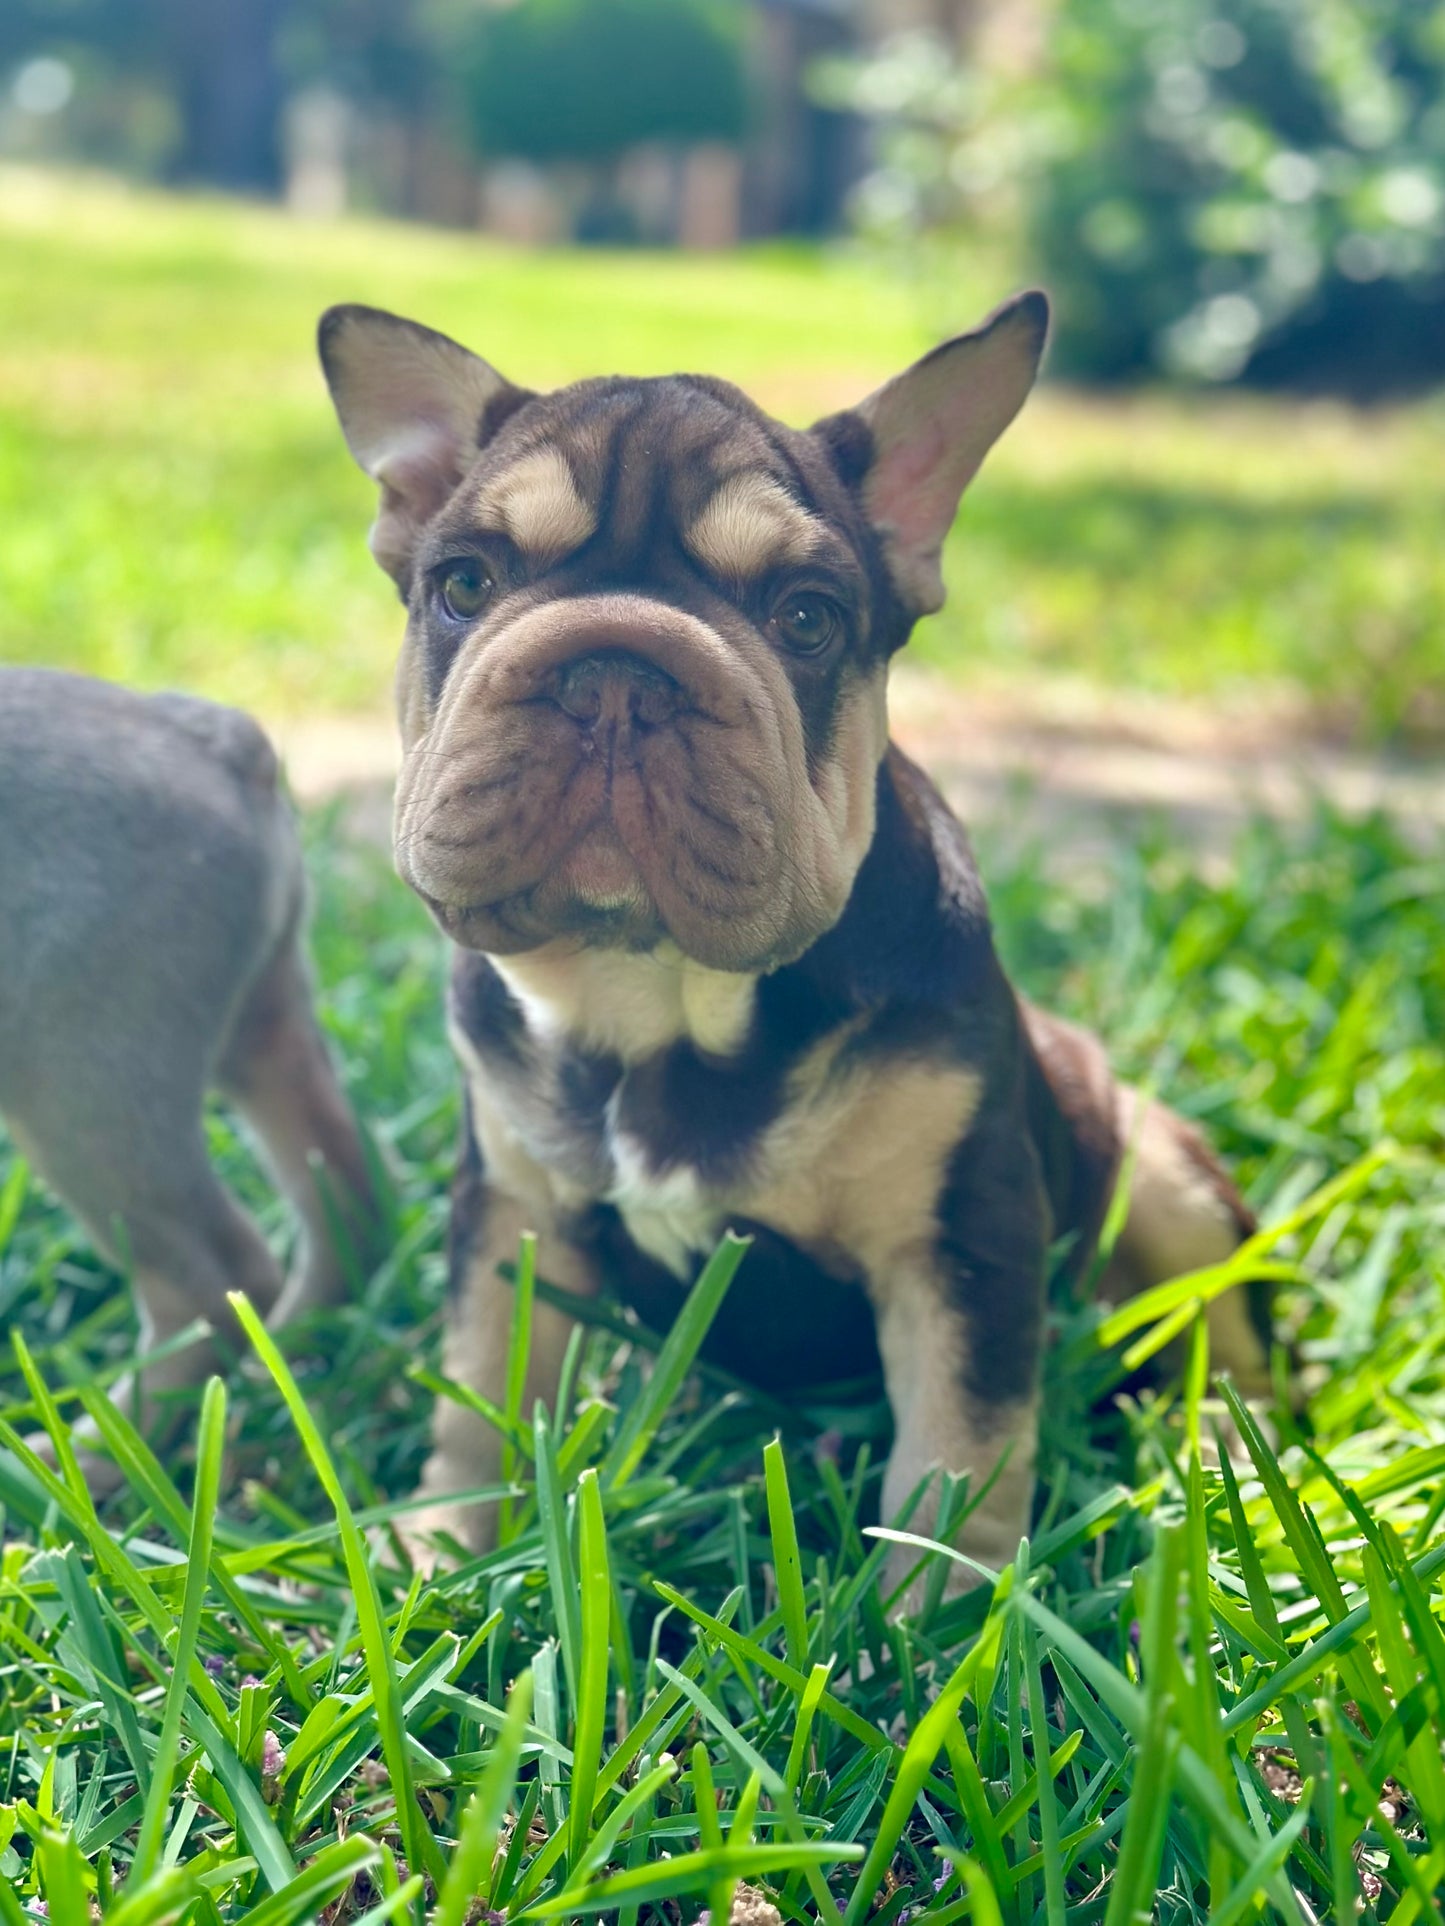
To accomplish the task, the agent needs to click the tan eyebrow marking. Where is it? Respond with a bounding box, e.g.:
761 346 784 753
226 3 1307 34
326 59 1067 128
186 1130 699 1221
684 472 825 585
474 447 596 565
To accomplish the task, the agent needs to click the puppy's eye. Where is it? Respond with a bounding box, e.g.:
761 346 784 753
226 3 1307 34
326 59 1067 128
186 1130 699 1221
437 561 494 621
773 591 841 655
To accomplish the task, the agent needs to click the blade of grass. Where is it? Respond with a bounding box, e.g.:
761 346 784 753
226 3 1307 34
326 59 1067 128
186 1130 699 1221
763 1437 808 1673
433 1670 534 1926
1101 1526 1183 1926
73 1382 309 1704
520 1840 864 1917
840 1596 1008 1926
569 1468 611 1875
534 1402 581 1712
499 1232 536 1545
1218 1380 1390 1729
131 1376 225 1887
602 1232 750 1490
236 1837 384 1926
1221 1541 1445 1734
653 1657 844 1925
555 1755 679 1901
691 1741 729 1925
1097 1147 1391 1347
229 1291 444 1901
653 1582 892 1758
939 1723 1011 1903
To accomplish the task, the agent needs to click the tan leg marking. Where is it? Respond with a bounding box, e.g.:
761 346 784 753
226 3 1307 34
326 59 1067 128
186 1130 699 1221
748 1052 1024 1603
407 1193 600 1561
751 1053 982 1276
875 1269 1037 1605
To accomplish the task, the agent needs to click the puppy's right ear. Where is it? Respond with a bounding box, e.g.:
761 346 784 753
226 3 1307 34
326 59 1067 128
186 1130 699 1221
318 305 529 587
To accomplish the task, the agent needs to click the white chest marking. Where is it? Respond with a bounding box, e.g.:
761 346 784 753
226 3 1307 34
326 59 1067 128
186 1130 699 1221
606 1124 725 1282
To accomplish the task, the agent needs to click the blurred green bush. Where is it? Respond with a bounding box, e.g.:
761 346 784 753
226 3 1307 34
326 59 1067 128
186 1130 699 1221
463 0 746 165
1038 0 1445 392
830 0 1445 394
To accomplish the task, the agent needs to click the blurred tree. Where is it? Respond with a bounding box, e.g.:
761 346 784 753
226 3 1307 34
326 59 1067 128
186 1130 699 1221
1 0 286 188
1 0 756 232
159 0 287 190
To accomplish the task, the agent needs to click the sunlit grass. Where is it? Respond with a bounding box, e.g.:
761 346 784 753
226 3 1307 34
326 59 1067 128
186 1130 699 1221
1 803 1442 1919
2 166 1442 737
1 164 1442 1921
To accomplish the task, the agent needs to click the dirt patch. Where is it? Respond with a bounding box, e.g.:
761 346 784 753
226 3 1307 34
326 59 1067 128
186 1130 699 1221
886 669 1445 868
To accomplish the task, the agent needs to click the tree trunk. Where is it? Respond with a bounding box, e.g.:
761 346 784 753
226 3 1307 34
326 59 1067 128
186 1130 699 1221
160 0 287 193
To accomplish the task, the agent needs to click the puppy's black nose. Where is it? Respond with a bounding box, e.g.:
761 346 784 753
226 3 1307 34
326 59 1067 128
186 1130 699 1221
552 651 680 729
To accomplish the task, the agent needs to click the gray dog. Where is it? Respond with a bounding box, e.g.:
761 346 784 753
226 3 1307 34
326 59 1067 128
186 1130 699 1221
0 668 382 1469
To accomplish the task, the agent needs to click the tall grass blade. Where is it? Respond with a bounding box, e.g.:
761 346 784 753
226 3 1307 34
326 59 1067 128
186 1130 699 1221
569 1468 612 1872
603 1232 749 1489
229 1291 442 1898
840 1602 1007 1926
499 1231 536 1544
763 1437 808 1672
434 1671 534 1926
130 1375 225 1886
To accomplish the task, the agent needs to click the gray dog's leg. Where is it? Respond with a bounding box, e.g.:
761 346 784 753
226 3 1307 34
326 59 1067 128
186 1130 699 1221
6 1021 285 1461
217 914 382 1327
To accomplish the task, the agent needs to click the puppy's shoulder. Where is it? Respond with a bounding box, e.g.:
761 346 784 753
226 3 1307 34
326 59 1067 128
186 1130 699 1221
801 742 997 1022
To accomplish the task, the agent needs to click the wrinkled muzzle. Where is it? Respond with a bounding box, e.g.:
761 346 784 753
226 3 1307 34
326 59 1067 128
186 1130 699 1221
394 593 876 971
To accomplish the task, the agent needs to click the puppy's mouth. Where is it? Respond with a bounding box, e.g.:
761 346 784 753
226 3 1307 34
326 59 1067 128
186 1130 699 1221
422 814 661 952
394 592 847 971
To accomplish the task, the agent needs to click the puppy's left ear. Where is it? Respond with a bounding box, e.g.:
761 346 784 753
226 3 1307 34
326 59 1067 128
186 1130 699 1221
318 304 530 587
816 290 1048 615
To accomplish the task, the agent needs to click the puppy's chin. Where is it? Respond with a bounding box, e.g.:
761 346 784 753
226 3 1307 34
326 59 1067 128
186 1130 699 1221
403 813 647 951
409 855 830 972
426 892 664 957
398 782 818 968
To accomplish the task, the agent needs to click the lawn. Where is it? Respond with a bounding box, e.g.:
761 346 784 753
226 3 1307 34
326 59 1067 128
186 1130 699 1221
2 165 1443 739
1 798 1442 1921
2 165 1444 1923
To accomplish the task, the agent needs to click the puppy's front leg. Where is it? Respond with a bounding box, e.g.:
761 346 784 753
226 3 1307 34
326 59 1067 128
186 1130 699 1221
873 1125 1047 1605
875 1273 1039 1604
407 1177 599 1561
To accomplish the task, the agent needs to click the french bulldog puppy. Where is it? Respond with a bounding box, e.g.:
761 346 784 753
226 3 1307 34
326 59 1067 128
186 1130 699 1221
319 294 1269 1583
0 669 382 1472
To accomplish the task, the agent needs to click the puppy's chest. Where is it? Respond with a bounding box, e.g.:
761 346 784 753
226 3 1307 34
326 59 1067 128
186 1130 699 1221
458 987 984 1289
530 1037 794 1279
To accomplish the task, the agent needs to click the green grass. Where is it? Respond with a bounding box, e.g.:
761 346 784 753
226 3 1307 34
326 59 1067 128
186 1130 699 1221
1 801 1442 1921
2 160 1443 1921
2 165 1442 739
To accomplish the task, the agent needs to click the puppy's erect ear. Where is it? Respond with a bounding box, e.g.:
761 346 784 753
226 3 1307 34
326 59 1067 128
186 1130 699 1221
818 290 1048 615
318 305 529 585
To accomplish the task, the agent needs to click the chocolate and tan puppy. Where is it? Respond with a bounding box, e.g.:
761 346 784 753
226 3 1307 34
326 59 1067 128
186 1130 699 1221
319 293 1268 1584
